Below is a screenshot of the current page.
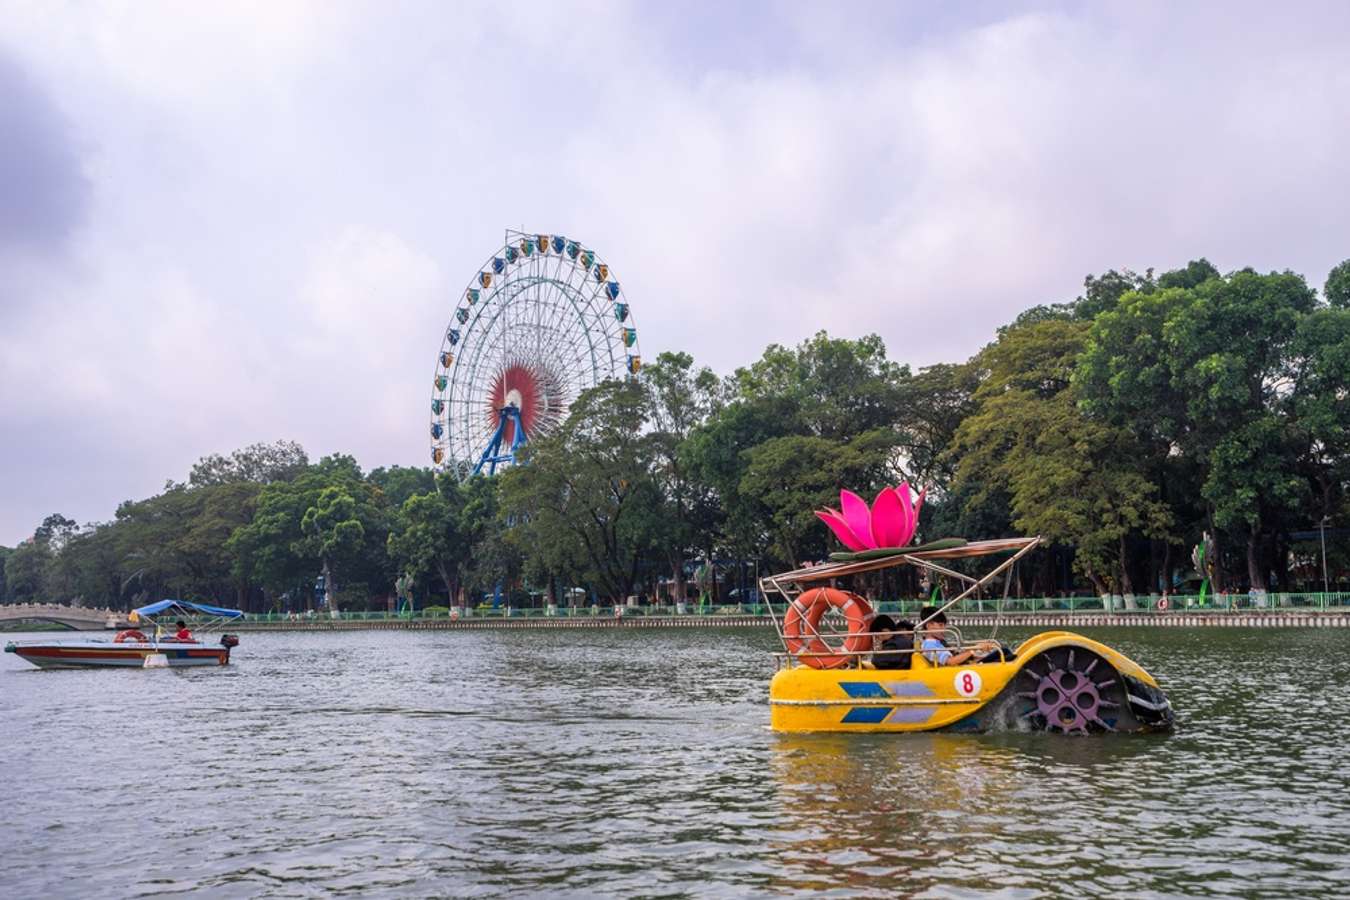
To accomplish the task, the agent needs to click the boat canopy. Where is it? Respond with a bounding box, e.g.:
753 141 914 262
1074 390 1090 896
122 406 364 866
132 599 245 620
768 537 1041 585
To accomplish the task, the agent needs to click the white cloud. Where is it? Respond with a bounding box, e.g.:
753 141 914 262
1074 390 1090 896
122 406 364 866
289 225 445 452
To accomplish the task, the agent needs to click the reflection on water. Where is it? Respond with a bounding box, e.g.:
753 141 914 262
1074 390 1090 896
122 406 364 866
2 626 1349 896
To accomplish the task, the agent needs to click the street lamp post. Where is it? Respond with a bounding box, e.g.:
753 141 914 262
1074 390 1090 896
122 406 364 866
1320 516 1331 596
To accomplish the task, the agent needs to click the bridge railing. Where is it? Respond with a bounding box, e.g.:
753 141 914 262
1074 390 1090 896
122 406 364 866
0 603 120 618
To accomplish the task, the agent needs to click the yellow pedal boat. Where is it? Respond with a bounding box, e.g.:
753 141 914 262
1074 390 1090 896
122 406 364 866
762 537 1174 735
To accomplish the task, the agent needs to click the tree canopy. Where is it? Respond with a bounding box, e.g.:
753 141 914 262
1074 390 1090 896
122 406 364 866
5 258 1347 609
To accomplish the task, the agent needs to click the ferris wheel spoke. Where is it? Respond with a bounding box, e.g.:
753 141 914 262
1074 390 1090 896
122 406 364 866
532 280 581 362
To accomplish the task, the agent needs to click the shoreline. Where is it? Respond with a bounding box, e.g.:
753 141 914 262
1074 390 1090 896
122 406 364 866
225 611 1350 631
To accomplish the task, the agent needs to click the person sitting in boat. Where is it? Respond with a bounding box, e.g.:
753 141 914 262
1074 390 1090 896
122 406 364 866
174 619 193 641
869 615 914 670
918 607 1010 665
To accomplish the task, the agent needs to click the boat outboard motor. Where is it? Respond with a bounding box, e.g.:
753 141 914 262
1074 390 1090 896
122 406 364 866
220 634 240 649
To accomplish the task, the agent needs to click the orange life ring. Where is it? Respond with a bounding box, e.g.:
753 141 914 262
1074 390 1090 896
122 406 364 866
1157 596 1170 611
114 629 147 643
783 588 874 669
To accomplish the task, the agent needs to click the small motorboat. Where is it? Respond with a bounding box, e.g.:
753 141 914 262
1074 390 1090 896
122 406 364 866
764 486 1174 735
4 599 242 669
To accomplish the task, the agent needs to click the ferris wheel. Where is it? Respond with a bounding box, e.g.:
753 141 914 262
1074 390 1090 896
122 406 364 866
431 229 641 476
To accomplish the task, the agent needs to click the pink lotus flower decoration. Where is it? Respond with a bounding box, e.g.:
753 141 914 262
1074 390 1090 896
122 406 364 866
815 484 926 551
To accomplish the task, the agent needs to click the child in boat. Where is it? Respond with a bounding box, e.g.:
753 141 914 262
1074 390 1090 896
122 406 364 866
918 607 1011 665
174 619 193 641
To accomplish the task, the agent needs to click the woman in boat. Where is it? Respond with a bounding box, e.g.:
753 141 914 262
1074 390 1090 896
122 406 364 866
869 615 914 670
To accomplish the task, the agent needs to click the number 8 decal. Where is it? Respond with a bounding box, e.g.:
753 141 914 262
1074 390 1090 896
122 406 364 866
954 668 982 697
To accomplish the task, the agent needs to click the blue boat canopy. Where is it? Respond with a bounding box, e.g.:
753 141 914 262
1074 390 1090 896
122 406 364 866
133 599 244 620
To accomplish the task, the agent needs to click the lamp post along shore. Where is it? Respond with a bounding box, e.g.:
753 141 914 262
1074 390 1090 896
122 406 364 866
1321 516 1331 596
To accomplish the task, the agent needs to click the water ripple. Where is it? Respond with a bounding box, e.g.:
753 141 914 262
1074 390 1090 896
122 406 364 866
3 626 1349 896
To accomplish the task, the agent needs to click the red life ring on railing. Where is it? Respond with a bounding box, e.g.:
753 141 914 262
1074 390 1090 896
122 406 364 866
1157 596 1170 611
114 629 147 643
783 588 874 669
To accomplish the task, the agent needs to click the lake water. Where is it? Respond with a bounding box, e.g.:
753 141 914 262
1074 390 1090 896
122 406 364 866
3 626 1349 897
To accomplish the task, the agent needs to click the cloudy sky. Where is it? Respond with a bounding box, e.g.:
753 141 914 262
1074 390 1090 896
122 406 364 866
2 0 1348 544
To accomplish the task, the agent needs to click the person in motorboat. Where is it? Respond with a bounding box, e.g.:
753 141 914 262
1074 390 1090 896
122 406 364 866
918 607 1012 665
869 615 914 670
6 599 242 669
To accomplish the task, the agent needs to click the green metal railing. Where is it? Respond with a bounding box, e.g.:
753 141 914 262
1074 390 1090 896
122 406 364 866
225 591 1350 623
242 604 773 622
870 592 1350 615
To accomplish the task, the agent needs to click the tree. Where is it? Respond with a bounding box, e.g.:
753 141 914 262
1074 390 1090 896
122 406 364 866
228 455 391 610
4 538 49 602
499 379 662 602
458 474 518 604
892 362 980 494
100 483 262 607
1074 267 1156 319
2 514 79 604
739 429 898 567
35 513 78 548
1326 258 1350 309
1165 270 1316 589
1079 269 1320 590
729 331 909 440
951 320 1170 593
1156 258 1219 291
189 440 308 486
368 465 436 510
300 487 367 610
686 332 911 561
45 525 123 609
640 351 721 603
684 391 795 558
1289 306 1350 527
387 479 464 605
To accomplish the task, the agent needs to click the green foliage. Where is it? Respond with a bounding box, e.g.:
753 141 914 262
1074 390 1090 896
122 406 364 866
1078 267 1327 589
892 362 979 491
1290 307 1350 520
385 474 495 603
640 351 721 594
14 256 1349 607
1326 259 1350 309
3 513 81 603
368 465 436 509
112 481 261 604
686 332 911 561
227 454 390 606
740 429 898 565
729 331 909 439
189 440 308 486
499 378 660 601
387 489 457 584
1156 258 1219 291
1075 267 1156 318
4 538 50 602
951 320 1170 590
1077 286 1195 445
